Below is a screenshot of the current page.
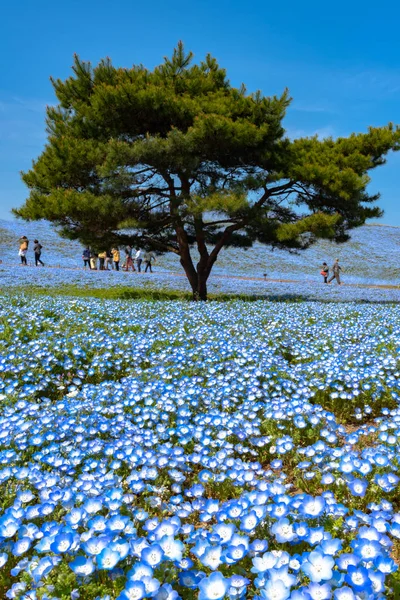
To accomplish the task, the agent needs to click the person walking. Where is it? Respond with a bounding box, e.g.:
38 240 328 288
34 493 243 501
111 247 120 271
328 259 342 285
320 262 329 284
98 251 106 271
144 250 156 273
124 245 135 272
135 248 143 272
33 239 44 266
18 236 29 265
82 247 91 269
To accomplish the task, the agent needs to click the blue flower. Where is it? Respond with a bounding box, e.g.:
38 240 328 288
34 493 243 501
199 572 230 600
153 583 179 600
306 583 331 600
141 544 164 567
96 548 120 570
333 587 356 600
344 566 372 594
302 552 334 583
347 479 368 497
260 580 290 600
69 556 95 576
12 537 31 557
117 581 146 600
50 532 74 554
271 518 296 543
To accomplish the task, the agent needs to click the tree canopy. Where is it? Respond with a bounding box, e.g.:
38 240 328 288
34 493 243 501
15 43 400 299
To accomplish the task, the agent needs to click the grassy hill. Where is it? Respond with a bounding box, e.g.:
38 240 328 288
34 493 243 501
1 218 399 286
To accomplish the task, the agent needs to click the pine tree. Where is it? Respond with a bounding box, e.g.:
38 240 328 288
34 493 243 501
15 43 400 299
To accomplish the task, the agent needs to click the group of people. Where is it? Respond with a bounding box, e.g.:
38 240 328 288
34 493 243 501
19 235 342 284
18 236 44 266
82 246 156 273
320 259 343 285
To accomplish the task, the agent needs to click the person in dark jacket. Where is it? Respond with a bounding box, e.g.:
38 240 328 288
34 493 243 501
33 239 44 266
82 247 91 269
320 262 329 284
144 251 156 273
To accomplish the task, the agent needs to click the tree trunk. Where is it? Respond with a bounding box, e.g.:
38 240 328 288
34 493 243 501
195 270 208 301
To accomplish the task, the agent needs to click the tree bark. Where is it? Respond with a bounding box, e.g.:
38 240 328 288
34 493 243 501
195 270 208 301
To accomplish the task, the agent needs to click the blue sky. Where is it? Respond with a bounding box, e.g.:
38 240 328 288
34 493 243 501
1 0 400 224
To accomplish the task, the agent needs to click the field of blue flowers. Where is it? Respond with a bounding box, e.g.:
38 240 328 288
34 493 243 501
1 219 399 287
1 293 400 600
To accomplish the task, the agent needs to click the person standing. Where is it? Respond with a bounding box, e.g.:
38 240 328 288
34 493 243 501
144 250 156 273
98 251 106 271
18 236 29 265
320 262 329 284
135 248 143 272
328 259 342 285
105 250 113 270
111 247 120 271
82 247 91 269
90 250 98 270
124 245 135 271
33 239 44 266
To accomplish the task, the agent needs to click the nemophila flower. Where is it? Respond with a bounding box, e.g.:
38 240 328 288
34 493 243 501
333 587 356 600
240 511 260 532
0 518 19 538
306 583 331 600
12 537 31 556
367 569 385 593
127 562 154 581
31 557 58 583
96 547 120 570
50 532 74 554
199 572 230 600
153 583 179 600
131 538 150 558
141 544 164 567
260 579 290 600
294 523 309 540
252 552 278 573
201 546 223 570
374 555 398 574
179 570 203 588
214 523 236 544
301 496 325 518
290 591 311 600
315 538 342 557
302 552 334 583
269 566 297 588
336 554 360 571
0 552 8 567
271 518 296 543
225 543 247 564
82 535 111 556
347 478 368 497
344 566 372 593
69 556 95 576
117 580 146 600
158 535 183 562
352 538 382 561
250 539 269 554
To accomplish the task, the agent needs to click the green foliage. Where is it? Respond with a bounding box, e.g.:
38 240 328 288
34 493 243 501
14 43 400 298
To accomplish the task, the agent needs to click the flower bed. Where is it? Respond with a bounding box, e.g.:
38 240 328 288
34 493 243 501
0 296 400 599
